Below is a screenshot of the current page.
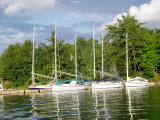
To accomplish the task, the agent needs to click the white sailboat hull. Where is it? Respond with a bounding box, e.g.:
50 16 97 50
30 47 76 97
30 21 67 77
29 84 52 89
0 84 3 91
92 82 122 89
52 84 87 92
125 77 148 87
125 81 148 87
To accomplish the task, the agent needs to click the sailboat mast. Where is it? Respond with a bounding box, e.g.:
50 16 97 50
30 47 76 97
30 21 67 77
93 26 96 79
126 33 129 81
32 26 35 85
54 21 57 80
75 34 78 78
102 33 104 79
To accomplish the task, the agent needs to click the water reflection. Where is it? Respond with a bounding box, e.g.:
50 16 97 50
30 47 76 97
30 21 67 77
92 89 110 119
1 86 160 120
126 87 148 120
127 88 133 120
92 88 123 119
30 94 37 118
0 95 4 112
53 91 82 120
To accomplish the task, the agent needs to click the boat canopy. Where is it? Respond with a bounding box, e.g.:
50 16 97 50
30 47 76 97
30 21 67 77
55 76 82 84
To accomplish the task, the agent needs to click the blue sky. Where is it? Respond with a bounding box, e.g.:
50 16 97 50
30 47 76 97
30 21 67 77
0 0 160 54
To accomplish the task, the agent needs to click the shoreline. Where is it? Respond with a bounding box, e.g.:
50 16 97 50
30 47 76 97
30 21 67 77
0 89 52 95
0 86 92 95
0 82 160 95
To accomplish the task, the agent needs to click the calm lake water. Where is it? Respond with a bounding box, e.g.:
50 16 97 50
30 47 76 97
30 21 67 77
0 86 160 120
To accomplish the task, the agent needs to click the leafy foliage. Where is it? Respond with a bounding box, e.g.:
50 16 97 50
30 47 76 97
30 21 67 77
0 40 32 87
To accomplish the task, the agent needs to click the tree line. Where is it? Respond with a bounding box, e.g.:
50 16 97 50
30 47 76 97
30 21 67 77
0 15 160 88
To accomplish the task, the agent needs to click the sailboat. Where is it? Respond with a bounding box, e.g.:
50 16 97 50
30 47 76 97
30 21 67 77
0 79 3 91
29 26 52 89
51 23 87 92
91 28 122 89
125 33 148 87
0 78 3 91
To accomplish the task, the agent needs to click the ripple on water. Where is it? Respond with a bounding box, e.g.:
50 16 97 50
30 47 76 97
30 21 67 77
0 87 160 120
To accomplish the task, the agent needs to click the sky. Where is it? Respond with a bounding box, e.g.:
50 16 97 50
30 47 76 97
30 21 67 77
0 0 160 54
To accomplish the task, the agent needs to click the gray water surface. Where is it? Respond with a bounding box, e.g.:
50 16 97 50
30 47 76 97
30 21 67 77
0 86 160 120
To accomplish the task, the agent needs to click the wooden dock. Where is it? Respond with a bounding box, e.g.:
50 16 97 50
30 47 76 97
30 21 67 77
0 86 92 95
0 89 52 95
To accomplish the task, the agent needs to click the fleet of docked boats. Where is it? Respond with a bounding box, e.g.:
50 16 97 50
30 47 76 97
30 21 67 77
28 30 148 92
0 28 149 92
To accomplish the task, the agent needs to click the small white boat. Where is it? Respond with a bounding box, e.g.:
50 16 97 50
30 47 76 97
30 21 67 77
52 81 87 92
29 27 53 90
125 33 148 87
125 77 148 87
51 28 87 92
0 78 3 91
0 84 3 91
125 81 148 87
92 81 122 89
91 29 123 89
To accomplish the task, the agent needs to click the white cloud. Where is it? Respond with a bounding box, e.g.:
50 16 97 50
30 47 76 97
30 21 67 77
95 13 127 34
69 12 83 19
0 26 32 45
96 0 160 33
0 0 56 16
129 0 160 28
129 0 160 22
64 17 72 20
0 26 48 54
71 0 81 4
69 12 112 22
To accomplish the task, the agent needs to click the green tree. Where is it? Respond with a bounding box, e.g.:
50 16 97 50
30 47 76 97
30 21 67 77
139 30 159 78
105 14 147 78
0 40 32 88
